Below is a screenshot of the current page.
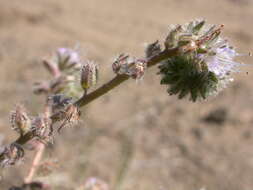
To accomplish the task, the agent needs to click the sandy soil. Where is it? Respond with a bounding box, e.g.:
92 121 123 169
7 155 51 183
0 0 253 189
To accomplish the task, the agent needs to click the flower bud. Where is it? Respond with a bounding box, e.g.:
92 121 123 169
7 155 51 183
164 25 182 49
129 59 147 79
145 40 161 58
55 104 81 132
112 54 147 79
10 105 31 136
0 143 24 167
81 62 99 90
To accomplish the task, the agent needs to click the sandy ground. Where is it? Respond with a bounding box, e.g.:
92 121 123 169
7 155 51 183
0 0 253 189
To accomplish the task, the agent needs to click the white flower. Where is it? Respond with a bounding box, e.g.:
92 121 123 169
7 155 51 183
205 40 241 78
56 48 82 71
57 48 80 64
203 38 242 94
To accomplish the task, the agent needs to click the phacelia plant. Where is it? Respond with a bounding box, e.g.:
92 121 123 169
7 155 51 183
0 19 248 189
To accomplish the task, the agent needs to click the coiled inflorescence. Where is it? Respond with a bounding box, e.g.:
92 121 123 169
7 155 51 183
159 19 242 102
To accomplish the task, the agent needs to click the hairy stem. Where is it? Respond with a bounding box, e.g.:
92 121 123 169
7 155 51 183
74 48 178 107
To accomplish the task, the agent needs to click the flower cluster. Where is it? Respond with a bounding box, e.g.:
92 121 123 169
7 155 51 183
112 54 147 79
0 94 81 167
50 104 81 132
159 19 242 101
34 48 84 98
0 143 24 167
10 104 53 143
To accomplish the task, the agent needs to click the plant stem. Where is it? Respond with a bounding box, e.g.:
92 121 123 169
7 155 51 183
24 97 51 183
74 74 129 107
74 48 178 107
24 142 45 184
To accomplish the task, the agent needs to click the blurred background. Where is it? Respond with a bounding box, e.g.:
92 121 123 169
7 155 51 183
0 0 252 189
